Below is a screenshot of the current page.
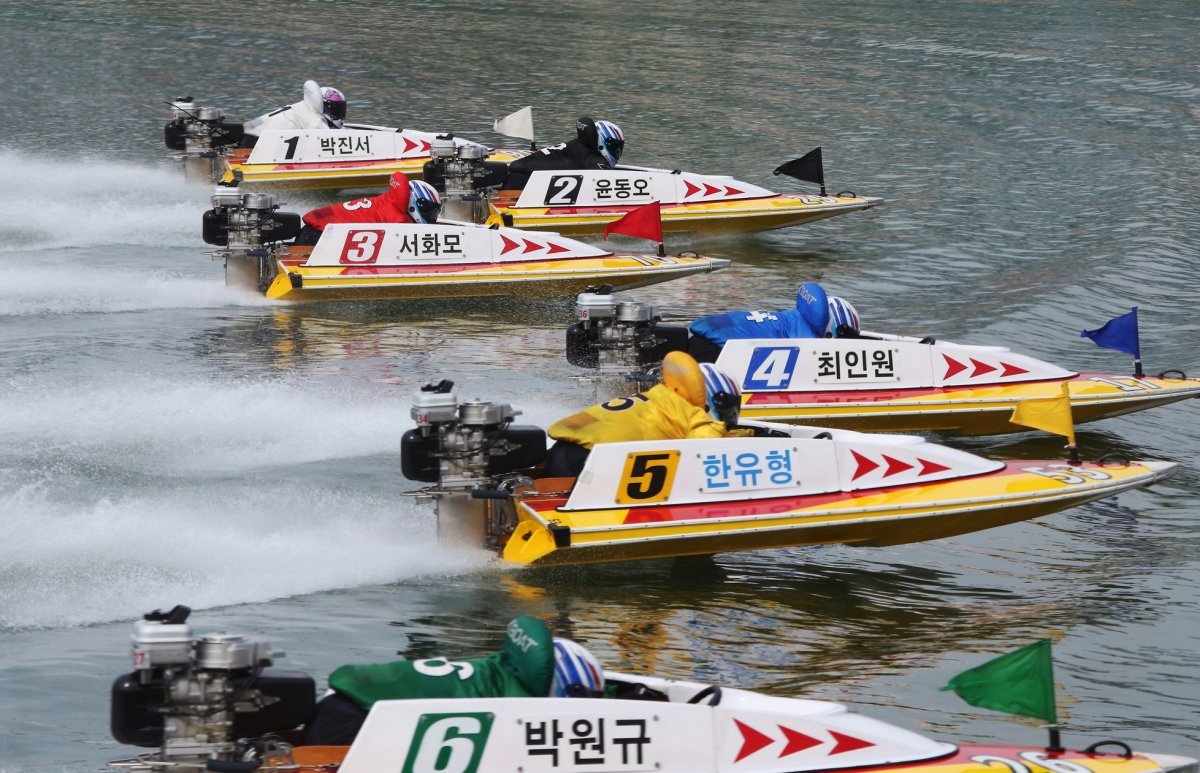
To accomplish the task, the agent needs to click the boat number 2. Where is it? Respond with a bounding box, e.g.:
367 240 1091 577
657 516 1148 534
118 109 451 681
339 229 386 264
545 175 583 205
617 451 681 504
971 753 1094 773
1023 464 1112 484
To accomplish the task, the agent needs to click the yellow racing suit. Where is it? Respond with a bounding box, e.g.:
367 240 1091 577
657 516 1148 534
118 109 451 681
548 384 728 448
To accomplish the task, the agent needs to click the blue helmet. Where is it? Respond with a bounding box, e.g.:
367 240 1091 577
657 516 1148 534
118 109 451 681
826 296 860 338
699 363 741 428
408 179 442 224
595 120 624 167
551 638 604 698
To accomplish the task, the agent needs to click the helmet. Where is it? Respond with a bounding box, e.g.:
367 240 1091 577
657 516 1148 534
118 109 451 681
595 120 624 167
408 179 442 224
700 363 741 428
826 296 860 338
661 351 707 409
551 638 604 698
321 87 346 128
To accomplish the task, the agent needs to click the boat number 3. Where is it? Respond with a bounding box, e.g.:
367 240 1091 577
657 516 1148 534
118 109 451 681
545 175 583 205
1023 464 1112 484
402 712 494 773
971 753 1094 773
617 451 681 504
339 229 386 264
744 347 800 390
413 658 477 680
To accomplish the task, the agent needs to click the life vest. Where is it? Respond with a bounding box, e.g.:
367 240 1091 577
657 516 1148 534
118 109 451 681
302 175 413 231
548 384 726 449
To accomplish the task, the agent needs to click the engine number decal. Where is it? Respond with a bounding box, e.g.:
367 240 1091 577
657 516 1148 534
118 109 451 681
1022 464 1113 485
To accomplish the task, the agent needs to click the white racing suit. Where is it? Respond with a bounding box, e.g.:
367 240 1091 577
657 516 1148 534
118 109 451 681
243 80 337 138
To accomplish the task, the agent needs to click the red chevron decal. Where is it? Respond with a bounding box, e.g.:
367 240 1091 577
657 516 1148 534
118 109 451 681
919 459 951 475
499 235 520 255
851 450 879 480
734 719 773 762
943 355 967 379
882 455 914 477
1000 362 1029 377
703 183 722 196
522 239 544 254
545 241 570 254
684 181 702 198
420 140 431 152
402 137 419 153
779 726 821 757
725 185 744 196
970 358 997 377
829 730 874 755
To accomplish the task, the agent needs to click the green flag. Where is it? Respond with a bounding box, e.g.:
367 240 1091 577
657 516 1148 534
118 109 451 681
941 639 1058 724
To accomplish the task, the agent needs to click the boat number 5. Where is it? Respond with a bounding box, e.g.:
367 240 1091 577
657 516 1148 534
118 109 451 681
1023 464 1112 485
617 451 681 504
340 229 386 264
971 753 1094 773
545 175 583 205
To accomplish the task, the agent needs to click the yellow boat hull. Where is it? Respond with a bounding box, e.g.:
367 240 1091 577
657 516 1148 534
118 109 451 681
218 149 522 191
503 460 1175 566
262 249 730 303
739 374 1200 435
486 193 883 236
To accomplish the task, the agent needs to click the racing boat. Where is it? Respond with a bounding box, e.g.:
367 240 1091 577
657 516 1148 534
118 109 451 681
164 97 520 189
399 382 1175 567
110 607 1198 773
200 188 729 302
464 145 882 236
563 292 1200 436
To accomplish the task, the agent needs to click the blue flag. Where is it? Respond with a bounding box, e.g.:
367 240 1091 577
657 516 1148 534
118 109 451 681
1081 307 1140 358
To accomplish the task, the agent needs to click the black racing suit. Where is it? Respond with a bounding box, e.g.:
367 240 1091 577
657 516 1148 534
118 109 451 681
502 139 611 190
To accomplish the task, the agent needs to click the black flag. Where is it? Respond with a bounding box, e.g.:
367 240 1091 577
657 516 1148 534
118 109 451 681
774 148 825 194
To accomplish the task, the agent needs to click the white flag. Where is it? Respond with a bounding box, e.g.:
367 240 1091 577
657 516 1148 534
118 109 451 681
493 106 534 141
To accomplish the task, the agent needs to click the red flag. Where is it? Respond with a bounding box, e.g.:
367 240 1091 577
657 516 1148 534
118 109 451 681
603 201 662 242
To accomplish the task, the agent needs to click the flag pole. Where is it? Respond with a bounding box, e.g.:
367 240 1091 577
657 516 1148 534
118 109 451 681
657 241 665 257
1133 356 1144 378
1046 724 1064 753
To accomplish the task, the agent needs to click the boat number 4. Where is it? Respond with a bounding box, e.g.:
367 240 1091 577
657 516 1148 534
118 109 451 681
1022 464 1112 484
1089 376 1162 392
617 451 681 504
972 753 1094 773
744 347 800 390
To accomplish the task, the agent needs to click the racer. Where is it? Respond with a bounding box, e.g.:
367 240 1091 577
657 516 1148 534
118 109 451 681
303 616 603 745
500 116 624 191
686 282 861 363
239 80 347 147
544 352 742 477
293 172 442 245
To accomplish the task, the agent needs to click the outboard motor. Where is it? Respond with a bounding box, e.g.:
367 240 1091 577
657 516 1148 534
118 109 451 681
164 97 245 183
401 380 546 548
566 289 690 381
422 135 509 223
202 187 303 292
110 605 315 770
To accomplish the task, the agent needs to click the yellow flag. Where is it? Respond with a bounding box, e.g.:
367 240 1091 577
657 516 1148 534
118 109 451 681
1010 382 1076 445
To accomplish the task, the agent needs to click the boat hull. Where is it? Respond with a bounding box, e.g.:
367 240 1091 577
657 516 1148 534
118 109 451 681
487 193 883 236
739 374 1200 435
503 460 1176 566
263 250 730 302
218 149 522 190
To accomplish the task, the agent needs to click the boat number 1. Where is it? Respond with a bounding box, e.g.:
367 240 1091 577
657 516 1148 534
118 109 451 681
545 175 583 205
972 753 1094 773
617 451 681 504
1023 464 1112 484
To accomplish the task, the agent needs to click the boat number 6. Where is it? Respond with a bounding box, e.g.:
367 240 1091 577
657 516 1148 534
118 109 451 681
1023 464 1112 485
339 229 386 264
971 754 1093 773
413 658 476 680
617 451 681 504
